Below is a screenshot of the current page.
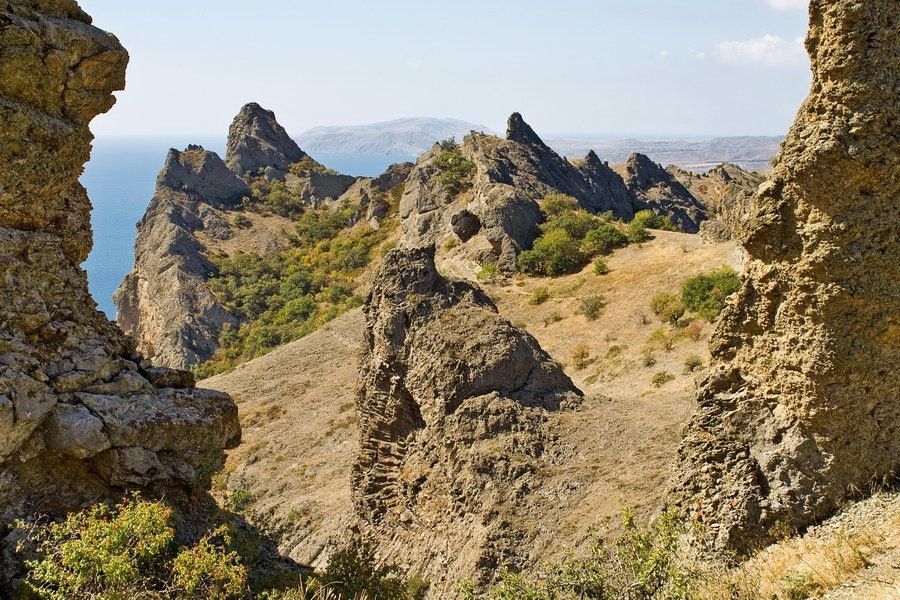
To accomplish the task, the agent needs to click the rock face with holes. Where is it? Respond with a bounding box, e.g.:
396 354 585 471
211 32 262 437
675 0 899 553
352 246 581 595
0 0 240 539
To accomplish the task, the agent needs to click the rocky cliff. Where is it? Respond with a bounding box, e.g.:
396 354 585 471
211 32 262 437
352 246 582 593
669 163 766 242
675 0 899 552
399 113 711 273
117 104 406 370
615 153 708 233
226 102 310 180
0 0 239 545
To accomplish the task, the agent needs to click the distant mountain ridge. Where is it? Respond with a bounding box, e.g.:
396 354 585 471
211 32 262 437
298 117 492 155
299 117 781 171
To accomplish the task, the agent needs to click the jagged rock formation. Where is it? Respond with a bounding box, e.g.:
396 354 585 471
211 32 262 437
225 102 310 180
114 146 245 369
400 113 711 272
0 0 239 543
615 153 708 233
117 105 407 369
352 246 581 593
675 0 899 553
669 163 766 242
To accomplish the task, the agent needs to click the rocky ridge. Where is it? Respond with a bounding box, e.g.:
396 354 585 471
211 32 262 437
0 0 239 564
669 163 766 242
399 113 715 273
675 0 899 552
115 104 408 370
352 246 582 594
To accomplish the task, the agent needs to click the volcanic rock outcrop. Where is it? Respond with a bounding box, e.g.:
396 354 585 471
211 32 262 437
399 113 710 272
616 153 708 233
352 246 581 593
670 163 766 242
117 104 406 369
675 0 899 552
0 0 239 540
226 102 309 180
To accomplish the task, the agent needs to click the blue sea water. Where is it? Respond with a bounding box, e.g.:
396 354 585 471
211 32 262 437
80 136 414 318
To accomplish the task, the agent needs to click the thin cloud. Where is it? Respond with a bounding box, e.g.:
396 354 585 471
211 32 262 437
713 35 806 67
761 0 808 10
658 50 669 59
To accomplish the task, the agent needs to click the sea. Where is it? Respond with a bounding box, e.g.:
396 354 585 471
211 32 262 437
80 135 414 318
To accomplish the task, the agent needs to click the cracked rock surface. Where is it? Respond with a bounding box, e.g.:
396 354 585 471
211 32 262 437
0 0 239 533
675 0 899 553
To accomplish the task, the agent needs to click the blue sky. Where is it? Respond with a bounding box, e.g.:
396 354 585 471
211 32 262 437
82 0 811 138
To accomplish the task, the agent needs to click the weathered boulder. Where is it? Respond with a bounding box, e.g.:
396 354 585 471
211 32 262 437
618 153 708 233
225 102 309 179
675 0 899 553
0 0 240 540
352 246 581 594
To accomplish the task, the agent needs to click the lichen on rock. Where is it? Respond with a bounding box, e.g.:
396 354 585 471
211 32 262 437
675 0 899 553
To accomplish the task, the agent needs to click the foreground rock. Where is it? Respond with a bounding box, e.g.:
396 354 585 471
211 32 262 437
0 0 239 546
675 0 899 552
352 247 581 594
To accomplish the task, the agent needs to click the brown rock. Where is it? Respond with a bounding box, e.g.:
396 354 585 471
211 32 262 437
675 0 899 553
0 0 240 544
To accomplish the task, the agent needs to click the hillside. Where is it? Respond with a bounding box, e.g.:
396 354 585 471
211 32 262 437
201 231 740 574
298 118 492 155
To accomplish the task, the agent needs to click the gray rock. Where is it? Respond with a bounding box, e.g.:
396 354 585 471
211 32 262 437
619 153 708 233
157 145 250 207
225 102 309 177
45 404 111 459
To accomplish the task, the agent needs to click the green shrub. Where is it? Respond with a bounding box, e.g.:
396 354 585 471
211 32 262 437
23 495 247 600
539 194 580 218
626 220 652 243
684 355 704 373
681 267 741 321
433 143 475 197
580 295 606 320
649 292 686 325
544 209 598 240
226 489 255 512
579 223 629 256
593 259 609 275
632 209 675 231
233 214 251 228
463 509 696 600
518 229 585 276
319 540 427 600
651 371 675 387
528 287 550 306
476 263 501 283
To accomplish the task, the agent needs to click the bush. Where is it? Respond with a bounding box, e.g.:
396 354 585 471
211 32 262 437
518 229 585 276
233 214 251 228
528 287 550 306
580 224 629 256
580 295 606 320
545 209 598 240
23 495 247 600
476 262 501 283
463 509 696 600
651 371 675 387
539 194 580 218
592 259 609 276
684 355 704 373
632 209 675 231
626 220 651 243
572 344 592 370
433 144 475 197
649 292 686 325
318 540 426 600
684 320 705 341
681 267 741 321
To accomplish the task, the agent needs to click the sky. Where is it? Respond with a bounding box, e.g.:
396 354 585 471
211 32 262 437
82 0 812 138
